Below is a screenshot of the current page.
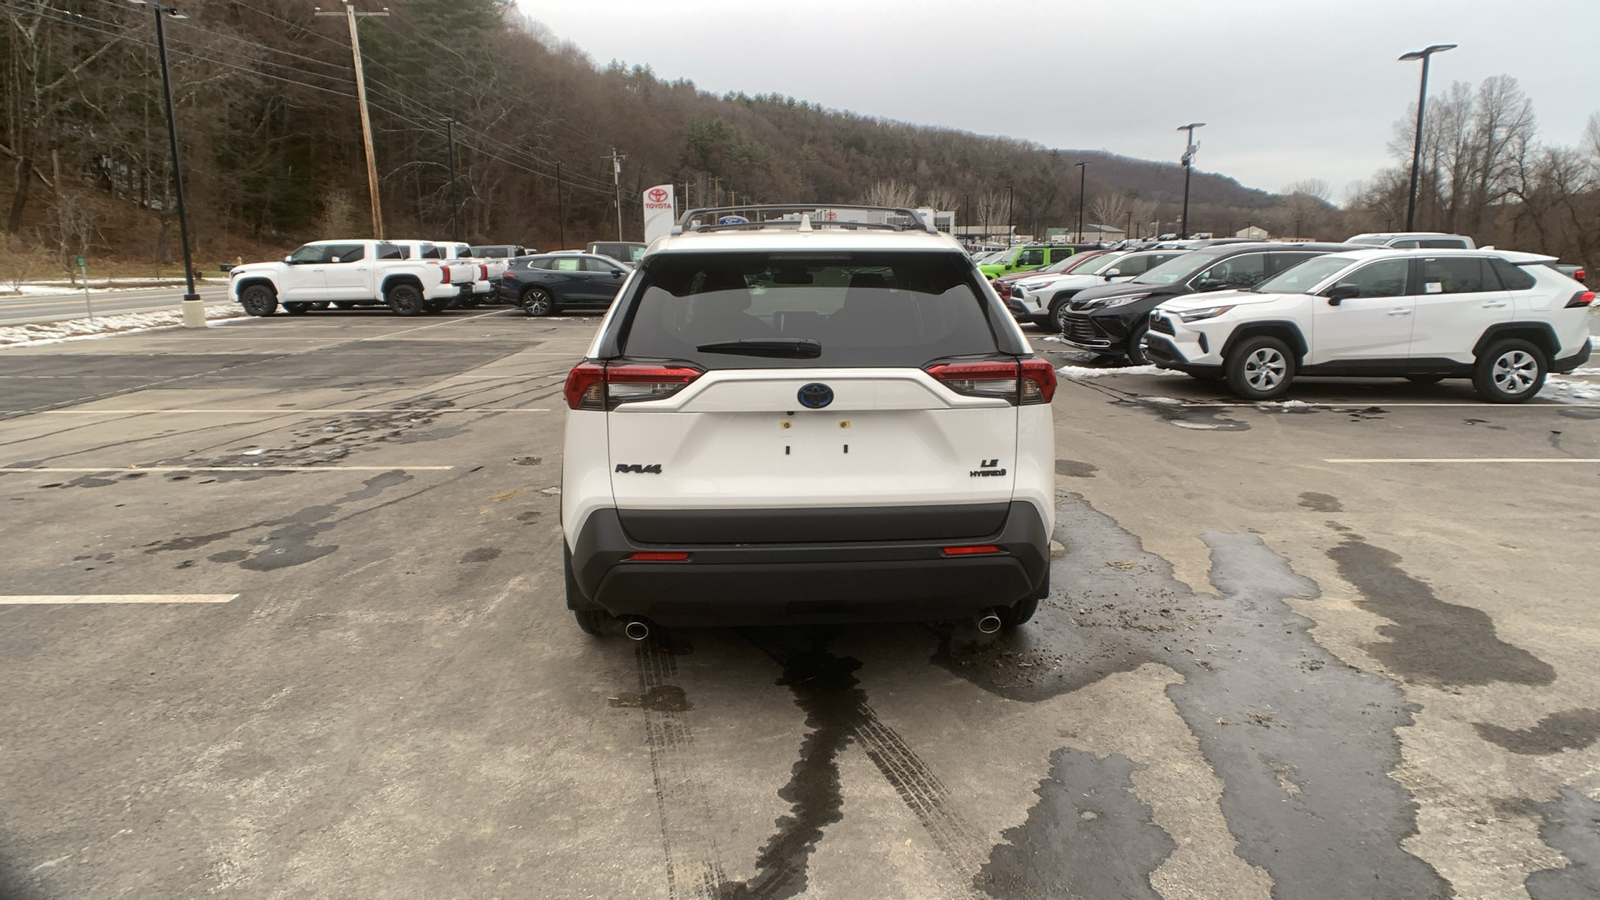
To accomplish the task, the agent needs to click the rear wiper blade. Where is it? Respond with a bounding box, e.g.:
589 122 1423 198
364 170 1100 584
695 339 822 358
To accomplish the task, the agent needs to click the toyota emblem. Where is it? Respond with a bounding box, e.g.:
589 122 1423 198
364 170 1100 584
648 187 668 203
797 383 834 409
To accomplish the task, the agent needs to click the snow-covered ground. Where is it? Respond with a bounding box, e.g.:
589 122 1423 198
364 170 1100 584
0 278 221 296
0 306 247 348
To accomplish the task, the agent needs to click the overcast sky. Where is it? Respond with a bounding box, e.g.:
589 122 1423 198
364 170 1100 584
515 0 1600 201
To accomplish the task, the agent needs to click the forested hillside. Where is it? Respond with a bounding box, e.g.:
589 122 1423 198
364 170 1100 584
2 0 1300 271
4 0 1596 274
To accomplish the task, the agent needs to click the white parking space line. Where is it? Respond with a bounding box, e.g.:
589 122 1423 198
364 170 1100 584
1326 458 1600 464
15 408 550 415
0 594 237 604
3 466 456 472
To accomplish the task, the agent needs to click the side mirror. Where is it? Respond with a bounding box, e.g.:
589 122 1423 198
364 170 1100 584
329 256 342 264
612 269 624 277
1103 269 1121 279
1326 283 1361 305
284 256 295 264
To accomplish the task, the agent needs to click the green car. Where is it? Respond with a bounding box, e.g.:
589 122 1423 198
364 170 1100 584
977 244 1081 279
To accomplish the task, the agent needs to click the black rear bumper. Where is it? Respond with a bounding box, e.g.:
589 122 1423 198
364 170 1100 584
568 501 1051 626
1554 339 1592 374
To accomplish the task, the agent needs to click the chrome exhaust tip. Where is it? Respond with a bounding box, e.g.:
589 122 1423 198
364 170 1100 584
976 611 1004 634
623 619 651 641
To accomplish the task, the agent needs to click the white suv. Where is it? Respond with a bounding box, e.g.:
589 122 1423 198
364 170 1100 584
560 205 1057 637
1144 248 1594 402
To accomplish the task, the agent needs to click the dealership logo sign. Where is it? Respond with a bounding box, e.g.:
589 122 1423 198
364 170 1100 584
648 187 668 204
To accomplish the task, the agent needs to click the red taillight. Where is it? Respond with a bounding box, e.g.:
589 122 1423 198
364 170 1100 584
1566 291 1595 308
1575 268 1586 283
439 265 450 284
925 359 1056 405
1019 358 1057 404
942 545 1000 556
564 363 606 410
479 264 489 279
628 552 689 561
563 362 703 410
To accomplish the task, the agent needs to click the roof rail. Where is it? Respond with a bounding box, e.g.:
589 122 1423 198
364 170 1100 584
673 204 940 236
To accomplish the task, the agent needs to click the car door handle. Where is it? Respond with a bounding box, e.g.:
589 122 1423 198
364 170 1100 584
1480 301 1506 308
1387 309 1412 316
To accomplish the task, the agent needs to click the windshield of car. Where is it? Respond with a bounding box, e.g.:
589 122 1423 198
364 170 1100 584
1252 256 1354 293
1133 249 1226 285
1076 252 1129 275
1034 256 1082 275
619 252 999 369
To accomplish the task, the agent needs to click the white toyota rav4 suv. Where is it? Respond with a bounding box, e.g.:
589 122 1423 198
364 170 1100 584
560 205 1057 637
1144 248 1594 402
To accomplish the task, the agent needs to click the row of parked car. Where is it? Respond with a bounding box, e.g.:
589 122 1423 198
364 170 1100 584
982 234 1593 403
227 239 648 317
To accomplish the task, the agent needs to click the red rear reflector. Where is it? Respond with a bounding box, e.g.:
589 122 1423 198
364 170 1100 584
629 552 689 561
1567 291 1595 308
942 545 1000 556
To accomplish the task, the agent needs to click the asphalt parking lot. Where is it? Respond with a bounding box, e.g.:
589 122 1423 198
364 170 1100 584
1 307 1598 900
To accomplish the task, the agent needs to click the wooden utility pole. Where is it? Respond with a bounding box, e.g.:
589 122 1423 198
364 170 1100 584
604 148 626 240
317 3 388 239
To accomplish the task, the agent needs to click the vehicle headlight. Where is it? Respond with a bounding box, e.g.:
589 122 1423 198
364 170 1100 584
1177 305 1235 322
1097 294 1149 308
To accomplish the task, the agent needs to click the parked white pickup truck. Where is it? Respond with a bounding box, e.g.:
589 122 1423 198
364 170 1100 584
229 240 460 316
389 240 486 311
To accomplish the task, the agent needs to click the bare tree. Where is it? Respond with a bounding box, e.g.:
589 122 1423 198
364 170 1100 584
860 179 918 207
922 186 957 212
1088 192 1128 234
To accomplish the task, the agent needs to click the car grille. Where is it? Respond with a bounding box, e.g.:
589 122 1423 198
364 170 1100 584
1150 312 1174 335
1063 315 1100 345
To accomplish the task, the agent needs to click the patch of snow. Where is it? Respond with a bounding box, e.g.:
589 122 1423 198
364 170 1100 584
242 448 267 456
1170 420 1225 430
1055 364 1184 378
0 305 246 348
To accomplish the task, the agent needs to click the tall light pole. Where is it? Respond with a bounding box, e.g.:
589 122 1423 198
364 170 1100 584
1074 161 1088 243
1176 122 1205 240
439 117 459 242
1400 43 1456 231
316 3 389 239
129 0 203 328
1005 184 1014 246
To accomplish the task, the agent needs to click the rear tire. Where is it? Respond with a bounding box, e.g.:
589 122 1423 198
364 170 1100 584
1472 338 1546 403
240 284 278 317
1225 335 1295 400
1005 597 1039 628
385 283 425 317
523 287 555 317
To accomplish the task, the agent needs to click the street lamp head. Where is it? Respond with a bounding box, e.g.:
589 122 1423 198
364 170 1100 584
1399 43 1456 61
1177 122 1206 131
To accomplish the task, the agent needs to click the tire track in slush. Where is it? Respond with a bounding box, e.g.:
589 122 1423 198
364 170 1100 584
731 629 992 900
628 635 731 900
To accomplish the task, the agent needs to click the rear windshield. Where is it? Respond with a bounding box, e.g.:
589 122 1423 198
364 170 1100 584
618 252 1000 369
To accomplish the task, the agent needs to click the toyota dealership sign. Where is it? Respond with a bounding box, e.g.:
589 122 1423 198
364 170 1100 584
642 184 676 243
